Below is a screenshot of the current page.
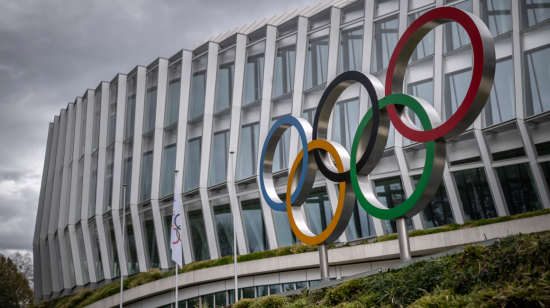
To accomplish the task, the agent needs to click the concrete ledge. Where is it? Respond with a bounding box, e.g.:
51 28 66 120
86 214 550 308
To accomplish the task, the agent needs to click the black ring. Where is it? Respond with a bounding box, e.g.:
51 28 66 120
312 71 381 182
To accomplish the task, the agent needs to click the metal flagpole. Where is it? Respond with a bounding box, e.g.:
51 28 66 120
174 170 179 308
230 151 238 303
120 184 127 308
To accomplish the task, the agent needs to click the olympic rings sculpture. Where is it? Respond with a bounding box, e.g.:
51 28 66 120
259 7 495 245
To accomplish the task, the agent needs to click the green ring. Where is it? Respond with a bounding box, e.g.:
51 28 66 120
350 94 434 220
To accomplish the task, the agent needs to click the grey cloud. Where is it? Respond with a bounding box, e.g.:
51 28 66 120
0 0 321 254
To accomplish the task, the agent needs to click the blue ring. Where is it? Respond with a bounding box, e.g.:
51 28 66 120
259 115 310 211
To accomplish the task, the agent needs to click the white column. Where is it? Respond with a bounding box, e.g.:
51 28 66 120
226 33 250 255
174 50 194 264
198 42 221 259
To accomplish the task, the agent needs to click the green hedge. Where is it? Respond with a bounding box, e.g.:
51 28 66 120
31 209 550 308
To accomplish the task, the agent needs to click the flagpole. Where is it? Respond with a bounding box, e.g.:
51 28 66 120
174 170 179 308
230 151 237 303
120 184 127 308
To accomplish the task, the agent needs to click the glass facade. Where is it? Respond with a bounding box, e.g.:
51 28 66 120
64 232 76 287
453 168 498 221
210 130 230 186
188 208 211 261
215 48 236 112
189 54 208 119
124 74 137 140
104 218 120 278
496 163 542 215
484 56 514 127
444 67 472 121
271 117 290 172
76 227 89 284
184 137 201 191
339 22 363 74
347 202 376 240
372 14 399 72
243 42 265 106
162 207 177 267
237 123 259 180
89 222 104 280
444 0 472 53
89 153 99 217
521 0 550 30
241 199 268 253
273 35 297 98
409 7 435 62
412 175 455 228
373 177 414 234
524 43 550 117
124 213 140 275
332 98 360 152
213 204 234 257
305 28 330 90
481 0 512 37
165 61 182 127
305 187 332 236
140 209 160 269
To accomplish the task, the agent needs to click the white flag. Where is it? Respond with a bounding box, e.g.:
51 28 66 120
171 176 183 268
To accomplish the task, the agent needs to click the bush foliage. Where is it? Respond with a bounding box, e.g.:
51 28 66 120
30 209 550 308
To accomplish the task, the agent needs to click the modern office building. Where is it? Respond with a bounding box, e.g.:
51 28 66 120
33 0 550 305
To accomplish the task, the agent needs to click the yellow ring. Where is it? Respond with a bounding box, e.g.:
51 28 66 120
286 139 348 245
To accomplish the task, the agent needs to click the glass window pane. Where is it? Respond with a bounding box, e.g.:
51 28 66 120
140 209 160 269
305 29 330 90
243 42 265 106
160 143 177 198
332 98 360 152
125 75 137 140
309 280 322 287
121 139 133 206
188 297 200 307
484 56 515 127
202 294 214 308
521 0 550 30
241 199 268 253
405 77 433 145
271 118 291 172
237 123 259 180
372 14 399 72
296 281 308 289
541 161 550 191
412 175 455 228
189 55 208 120
373 177 414 234
104 146 115 213
210 130 230 186
444 68 472 121
496 163 542 215
524 43 550 117
79 98 87 157
76 227 90 284
270 284 281 295
107 84 117 146
376 0 399 17
481 0 512 37
444 0 472 53
215 48 236 113
89 223 105 280
273 35 297 98
342 0 365 24
65 232 76 287
104 219 120 278
242 287 255 299
409 8 435 62
188 209 211 261
143 68 159 133
283 283 295 292
257 285 268 297
305 187 333 235
124 213 140 274
184 138 202 191
76 158 84 221
140 134 154 202
92 92 101 153
339 23 363 74
89 153 99 217
273 209 297 247
215 291 227 307
409 0 434 11
452 168 498 221
347 202 376 240
213 204 235 257
165 61 182 127
55 236 64 289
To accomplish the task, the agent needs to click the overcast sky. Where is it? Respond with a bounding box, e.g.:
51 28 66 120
0 0 322 255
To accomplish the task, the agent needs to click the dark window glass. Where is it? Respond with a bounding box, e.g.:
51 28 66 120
271 117 290 172
241 199 268 253
122 140 133 206
540 161 550 191
481 0 512 37
444 67 472 121
305 187 333 235
64 232 76 287
409 8 435 62
305 29 330 90
104 146 115 212
107 84 117 146
412 175 455 228
124 75 137 140
333 98 360 152
210 130 230 186
104 219 120 278
89 153 99 217
372 14 399 72
215 48 236 113
339 24 363 74
243 42 265 106
257 285 268 297
140 148 154 202
237 123 259 180
160 143 177 198
242 287 255 299
524 44 550 117
444 0 472 53
453 168 498 221
76 227 89 284
189 55 208 120
283 283 295 292
347 202 376 240
496 163 542 215
296 281 308 289
140 209 160 269
202 294 214 308
484 56 514 127
215 291 227 307
374 177 414 234
165 61 182 127
143 68 158 133
521 0 550 30
270 284 281 295
184 138 201 191
89 223 104 280
124 213 140 274
273 193 297 247
213 204 235 257
92 92 101 153
188 209 211 261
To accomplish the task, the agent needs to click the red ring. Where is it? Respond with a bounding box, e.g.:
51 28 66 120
386 7 491 142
